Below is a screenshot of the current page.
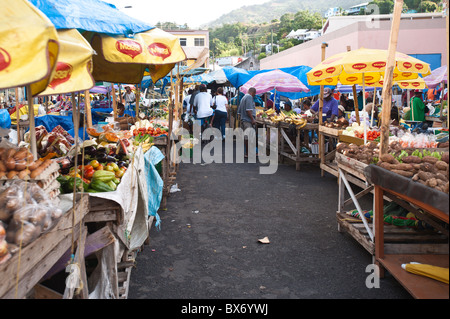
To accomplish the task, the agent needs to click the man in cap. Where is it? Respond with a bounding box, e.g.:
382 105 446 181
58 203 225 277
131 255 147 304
311 87 339 123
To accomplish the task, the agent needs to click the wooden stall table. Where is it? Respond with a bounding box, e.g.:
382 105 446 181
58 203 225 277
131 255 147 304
365 165 449 299
0 195 89 299
318 125 342 177
278 121 320 171
336 152 448 257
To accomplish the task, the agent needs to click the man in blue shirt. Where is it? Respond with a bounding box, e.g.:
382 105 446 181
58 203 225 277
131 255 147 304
311 87 339 122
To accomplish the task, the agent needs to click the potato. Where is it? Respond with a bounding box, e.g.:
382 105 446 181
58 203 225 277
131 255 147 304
420 162 435 173
0 208 12 222
14 159 27 171
5 157 16 171
441 152 449 164
427 178 438 188
391 163 414 171
0 161 6 172
14 222 37 246
12 148 30 161
418 171 434 181
377 162 393 170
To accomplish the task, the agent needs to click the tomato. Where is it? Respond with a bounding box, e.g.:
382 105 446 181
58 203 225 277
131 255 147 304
90 160 100 169
97 164 104 170
110 162 119 172
84 168 95 179
84 165 93 171
115 169 124 178
105 164 115 172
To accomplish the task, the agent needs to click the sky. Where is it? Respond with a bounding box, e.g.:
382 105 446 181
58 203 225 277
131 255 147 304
105 0 268 29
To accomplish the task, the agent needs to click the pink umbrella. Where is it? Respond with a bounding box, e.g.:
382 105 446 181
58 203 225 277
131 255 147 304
423 65 447 88
240 69 310 95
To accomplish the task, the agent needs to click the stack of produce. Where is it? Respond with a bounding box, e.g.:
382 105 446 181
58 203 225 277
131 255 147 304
260 109 308 128
24 125 74 158
0 181 63 251
323 117 349 129
0 146 55 181
336 141 449 194
0 222 9 264
56 141 131 194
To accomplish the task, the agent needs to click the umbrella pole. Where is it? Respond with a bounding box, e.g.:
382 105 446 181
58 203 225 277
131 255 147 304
26 85 37 160
363 73 367 144
380 0 403 155
112 84 117 121
15 87 20 144
319 43 328 177
347 46 360 124
136 84 140 120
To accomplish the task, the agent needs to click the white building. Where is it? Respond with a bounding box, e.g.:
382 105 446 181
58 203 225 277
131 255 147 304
346 2 369 15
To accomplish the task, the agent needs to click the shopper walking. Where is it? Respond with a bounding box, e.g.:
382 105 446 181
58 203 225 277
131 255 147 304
193 84 214 129
211 87 228 139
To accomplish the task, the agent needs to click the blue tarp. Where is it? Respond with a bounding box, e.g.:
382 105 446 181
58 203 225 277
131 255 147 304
0 109 11 129
144 147 165 230
222 66 333 99
29 0 154 35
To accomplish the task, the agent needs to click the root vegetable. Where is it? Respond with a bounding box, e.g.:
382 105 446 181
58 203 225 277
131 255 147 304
392 170 414 178
14 159 27 171
441 152 449 164
5 158 16 171
422 156 439 164
427 178 438 188
391 163 414 171
380 154 396 164
6 170 18 179
435 161 448 171
401 156 422 164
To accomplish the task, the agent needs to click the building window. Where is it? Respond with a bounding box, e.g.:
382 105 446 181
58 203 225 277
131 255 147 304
179 38 187 46
194 38 205 47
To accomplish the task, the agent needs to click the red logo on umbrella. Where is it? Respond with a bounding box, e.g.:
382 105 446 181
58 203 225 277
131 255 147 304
326 67 336 74
372 61 386 69
147 43 172 60
352 63 367 70
364 76 374 82
412 82 420 87
116 40 143 59
313 70 323 77
325 78 334 83
403 62 412 69
0 47 11 72
48 62 73 89
402 72 412 78
400 82 409 87
415 63 424 70
346 76 358 82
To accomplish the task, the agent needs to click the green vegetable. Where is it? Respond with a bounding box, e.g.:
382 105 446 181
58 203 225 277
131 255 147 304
67 177 89 193
92 170 115 182
112 177 121 184
431 151 442 160
107 180 117 191
90 179 116 192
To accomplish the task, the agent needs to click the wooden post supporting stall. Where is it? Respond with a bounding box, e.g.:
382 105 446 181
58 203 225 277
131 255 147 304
26 85 37 160
85 90 92 128
135 84 140 120
15 87 20 144
347 46 360 124
111 83 118 121
319 42 328 177
379 0 404 156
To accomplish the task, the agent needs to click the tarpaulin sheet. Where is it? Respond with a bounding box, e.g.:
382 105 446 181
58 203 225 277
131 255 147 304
364 164 449 215
144 146 165 230
222 65 331 99
35 114 73 132
29 0 154 36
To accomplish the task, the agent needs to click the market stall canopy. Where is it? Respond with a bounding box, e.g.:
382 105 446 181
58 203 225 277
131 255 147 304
38 29 95 96
307 48 431 86
223 65 324 99
28 0 154 36
423 65 448 89
209 68 228 84
0 0 59 96
240 69 310 95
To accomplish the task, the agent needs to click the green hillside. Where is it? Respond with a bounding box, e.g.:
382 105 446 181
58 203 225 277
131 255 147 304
203 0 364 28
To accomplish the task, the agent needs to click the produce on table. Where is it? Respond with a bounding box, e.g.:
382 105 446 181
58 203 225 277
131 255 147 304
323 117 349 129
56 139 131 194
23 125 74 158
0 181 63 249
0 222 9 263
260 109 308 127
337 141 449 194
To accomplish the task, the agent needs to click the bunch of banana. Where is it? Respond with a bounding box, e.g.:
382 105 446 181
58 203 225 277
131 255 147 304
141 142 154 153
265 108 276 116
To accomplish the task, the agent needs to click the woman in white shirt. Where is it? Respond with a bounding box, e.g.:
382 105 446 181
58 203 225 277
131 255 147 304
211 87 229 139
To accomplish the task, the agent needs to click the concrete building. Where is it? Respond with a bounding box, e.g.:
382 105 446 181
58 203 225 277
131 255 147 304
167 29 210 68
260 13 447 72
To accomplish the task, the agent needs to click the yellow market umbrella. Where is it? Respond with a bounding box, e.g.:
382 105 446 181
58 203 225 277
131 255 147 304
39 29 95 96
85 27 186 84
307 48 431 86
0 0 59 96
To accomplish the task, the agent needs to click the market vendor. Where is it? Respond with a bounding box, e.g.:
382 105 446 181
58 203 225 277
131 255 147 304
408 89 427 122
310 87 339 123
116 102 136 130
